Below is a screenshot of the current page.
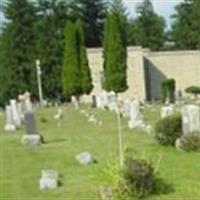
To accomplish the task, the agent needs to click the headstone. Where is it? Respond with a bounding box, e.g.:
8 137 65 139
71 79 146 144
54 108 63 120
128 100 144 128
91 95 97 108
122 100 131 118
75 152 96 165
161 105 174 118
10 99 21 128
181 105 200 134
21 112 43 146
71 96 79 110
4 105 16 132
39 169 58 190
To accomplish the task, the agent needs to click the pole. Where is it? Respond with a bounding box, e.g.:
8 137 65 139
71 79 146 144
36 59 43 107
117 104 123 167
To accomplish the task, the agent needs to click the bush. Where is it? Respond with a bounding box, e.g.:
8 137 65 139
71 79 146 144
185 86 200 97
155 114 182 145
118 158 156 198
161 78 176 103
177 132 200 151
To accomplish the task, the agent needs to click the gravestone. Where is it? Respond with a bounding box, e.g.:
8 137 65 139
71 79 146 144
10 99 21 128
161 105 174 118
91 95 97 108
122 100 131 118
128 100 144 128
21 112 43 146
54 108 63 120
76 152 96 165
39 169 58 190
4 105 16 132
181 105 200 134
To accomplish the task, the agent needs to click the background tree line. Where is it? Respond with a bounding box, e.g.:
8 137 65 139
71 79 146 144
0 0 199 105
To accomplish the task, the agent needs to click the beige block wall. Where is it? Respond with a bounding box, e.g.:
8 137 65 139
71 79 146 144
86 47 147 102
86 47 200 102
146 51 200 99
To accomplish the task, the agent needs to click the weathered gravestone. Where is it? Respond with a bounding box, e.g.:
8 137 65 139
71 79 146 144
21 112 43 146
91 95 97 108
122 100 131 118
181 105 200 134
161 105 174 118
128 100 144 128
4 105 16 132
10 99 21 128
76 152 96 165
39 169 59 190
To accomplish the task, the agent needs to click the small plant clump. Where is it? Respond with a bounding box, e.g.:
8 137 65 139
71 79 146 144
177 132 200 152
118 158 157 198
155 114 182 146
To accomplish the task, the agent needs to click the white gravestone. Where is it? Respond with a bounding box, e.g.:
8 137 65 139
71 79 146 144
39 169 58 190
128 100 144 128
54 108 63 120
161 105 174 118
122 100 131 118
10 99 21 128
76 152 96 165
181 105 200 134
4 105 16 132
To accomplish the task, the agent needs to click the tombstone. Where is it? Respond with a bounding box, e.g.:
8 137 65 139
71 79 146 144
4 105 16 132
91 95 97 108
161 105 174 118
54 108 63 120
39 169 59 190
128 100 144 128
122 100 131 118
181 105 200 135
75 152 96 165
71 96 79 110
10 99 21 128
21 112 43 146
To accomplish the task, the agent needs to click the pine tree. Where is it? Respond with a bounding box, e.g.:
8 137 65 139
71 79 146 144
0 0 37 104
62 21 82 98
171 0 200 49
70 0 106 47
35 0 68 99
103 0 128 93
128 0 165 50
76 19 93 94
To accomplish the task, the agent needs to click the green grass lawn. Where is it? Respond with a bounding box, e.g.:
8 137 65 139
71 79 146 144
0 104 200 200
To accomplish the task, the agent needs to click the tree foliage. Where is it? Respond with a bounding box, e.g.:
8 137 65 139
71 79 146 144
69 0 106 47
62 19 93 97
103 0 128 93
171 0 200 49
0 0 37 105
128 0 165 50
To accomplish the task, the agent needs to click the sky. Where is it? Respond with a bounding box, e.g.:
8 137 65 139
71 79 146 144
0 0 183 29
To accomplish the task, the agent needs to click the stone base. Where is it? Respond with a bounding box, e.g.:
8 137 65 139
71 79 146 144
21 134 42 146
4 124 16 132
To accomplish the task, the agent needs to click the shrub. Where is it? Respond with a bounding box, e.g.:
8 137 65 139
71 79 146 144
40 117 48 123
185 86 200 97
177 132 200 151
155 114 182 145
161 78 176 103
118 158 156 198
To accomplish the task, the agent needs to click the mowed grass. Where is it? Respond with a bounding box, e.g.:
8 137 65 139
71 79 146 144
0 104 200 200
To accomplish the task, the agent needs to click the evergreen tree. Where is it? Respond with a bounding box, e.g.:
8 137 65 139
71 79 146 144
128 0 165 50
35 0 69 99
62 21 82 98
70 0 106 47
76 19 93 94
171 0 200 49
0 0 37 104
103 0 128 93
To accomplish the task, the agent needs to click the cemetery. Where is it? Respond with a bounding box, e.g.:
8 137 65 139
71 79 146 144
0 0 200 199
